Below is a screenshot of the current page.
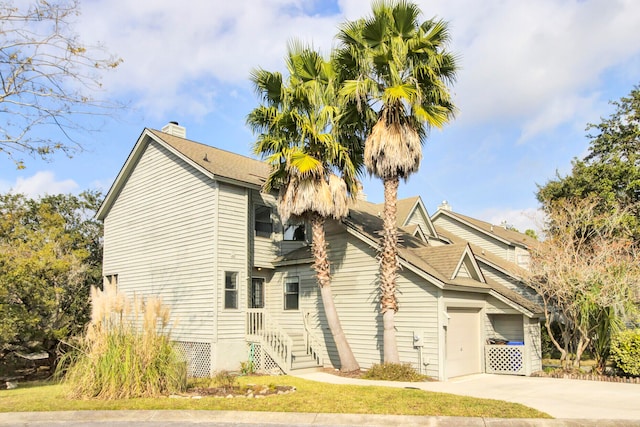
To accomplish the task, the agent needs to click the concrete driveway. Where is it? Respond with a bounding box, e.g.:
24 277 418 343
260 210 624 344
295 372 640 420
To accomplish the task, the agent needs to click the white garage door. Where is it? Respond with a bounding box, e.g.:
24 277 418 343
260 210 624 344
446 307 481 378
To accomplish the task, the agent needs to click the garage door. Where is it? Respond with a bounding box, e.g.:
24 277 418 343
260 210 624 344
446 307 481 378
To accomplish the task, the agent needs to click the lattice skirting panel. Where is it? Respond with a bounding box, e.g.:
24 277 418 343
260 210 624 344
485 345 526 375
248 342 283 375
174 341 211 378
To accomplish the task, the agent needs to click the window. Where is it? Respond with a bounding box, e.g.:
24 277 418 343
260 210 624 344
283 222 306 241
517 253 530 269
254 205 273 237
249 277 265 309
104 274 118 286
284 277 299 310
224 272 238 309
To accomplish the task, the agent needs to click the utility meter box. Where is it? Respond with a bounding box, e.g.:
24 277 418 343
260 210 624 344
413 330 424 347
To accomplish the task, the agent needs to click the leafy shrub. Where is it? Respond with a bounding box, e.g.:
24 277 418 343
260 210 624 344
211 370 237 390
362 363 427 382
610 329 640 377
56 283 187 399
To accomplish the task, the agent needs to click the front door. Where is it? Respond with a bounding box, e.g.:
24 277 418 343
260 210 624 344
247 277 265 336
249 277 265 309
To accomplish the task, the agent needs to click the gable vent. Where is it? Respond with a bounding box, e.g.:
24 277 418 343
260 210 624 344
162 121 186 138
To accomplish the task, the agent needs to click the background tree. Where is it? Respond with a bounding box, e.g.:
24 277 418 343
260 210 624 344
527 197 639 372
0 0 122 168
247 43 361 372
335 0 457 363
538 84 640 244
0 191 103 373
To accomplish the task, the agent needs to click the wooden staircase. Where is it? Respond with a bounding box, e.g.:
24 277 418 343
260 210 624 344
290 332 323 373
246 310 323 374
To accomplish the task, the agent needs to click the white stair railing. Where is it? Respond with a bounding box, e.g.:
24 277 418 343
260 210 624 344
302 312 324 367
246 309 292 372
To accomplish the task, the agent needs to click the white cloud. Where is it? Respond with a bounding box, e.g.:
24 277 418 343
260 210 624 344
75 0 341 118
417 0 640 138
5 171 78 197
68 0 640 134
475 207 545 236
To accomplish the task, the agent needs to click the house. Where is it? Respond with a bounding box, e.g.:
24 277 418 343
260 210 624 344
96 123 543 380
431 203 537 270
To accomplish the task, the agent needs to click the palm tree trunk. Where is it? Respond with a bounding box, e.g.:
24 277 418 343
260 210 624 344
310 213 360 372
381 176 400 363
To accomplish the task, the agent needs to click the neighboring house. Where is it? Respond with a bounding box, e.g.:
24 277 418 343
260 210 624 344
431 202 537 270
97 123 543 380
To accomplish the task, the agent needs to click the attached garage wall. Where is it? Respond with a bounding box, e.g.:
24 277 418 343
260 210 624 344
445 307 482 378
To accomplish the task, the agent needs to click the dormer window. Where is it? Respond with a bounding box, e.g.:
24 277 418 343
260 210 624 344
254 205 272 238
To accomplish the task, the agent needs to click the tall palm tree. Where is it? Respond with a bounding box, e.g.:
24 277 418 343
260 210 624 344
247 43 361 372
335 0 458 363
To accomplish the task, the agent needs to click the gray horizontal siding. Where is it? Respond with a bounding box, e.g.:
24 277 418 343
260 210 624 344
102 140 216 343
251 191 280 268
267 226 440 375
479 262 541 305
216 183 249 341
434 216 514 262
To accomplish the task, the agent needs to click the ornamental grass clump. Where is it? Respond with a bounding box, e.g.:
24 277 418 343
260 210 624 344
57 283 186 399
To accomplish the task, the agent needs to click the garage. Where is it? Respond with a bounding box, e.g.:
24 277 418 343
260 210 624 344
446 307 482 378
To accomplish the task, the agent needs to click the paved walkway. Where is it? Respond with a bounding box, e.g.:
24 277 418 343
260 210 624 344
295 372 640 420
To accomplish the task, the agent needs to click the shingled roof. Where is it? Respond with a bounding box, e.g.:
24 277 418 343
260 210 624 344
433 209 538 249
435 227 529 280
339 201 541 314
410 244 471 280
97 128 273 220
149 129 270 188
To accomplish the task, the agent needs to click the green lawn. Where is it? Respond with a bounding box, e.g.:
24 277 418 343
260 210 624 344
0 376 551 419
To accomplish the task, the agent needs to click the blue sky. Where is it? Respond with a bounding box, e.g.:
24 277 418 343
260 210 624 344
1 0 639 232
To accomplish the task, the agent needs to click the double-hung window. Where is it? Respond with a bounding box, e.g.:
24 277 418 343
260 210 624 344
254 206 273 238
225 272 238 309
284 277 299 310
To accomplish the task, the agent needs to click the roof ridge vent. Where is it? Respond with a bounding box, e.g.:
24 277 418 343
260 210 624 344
161 121 186 138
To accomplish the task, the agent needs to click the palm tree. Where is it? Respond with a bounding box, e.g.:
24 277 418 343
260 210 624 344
247 43 361 372
335 0 458 363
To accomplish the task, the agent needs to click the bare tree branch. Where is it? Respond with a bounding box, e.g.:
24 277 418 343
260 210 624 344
0 0 122 168
528 196 640 371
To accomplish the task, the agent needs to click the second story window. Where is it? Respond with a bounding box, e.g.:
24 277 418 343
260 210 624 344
283 222 306 241
254 205 272 238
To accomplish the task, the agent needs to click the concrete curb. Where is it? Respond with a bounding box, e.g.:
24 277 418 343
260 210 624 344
1 411 639 426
